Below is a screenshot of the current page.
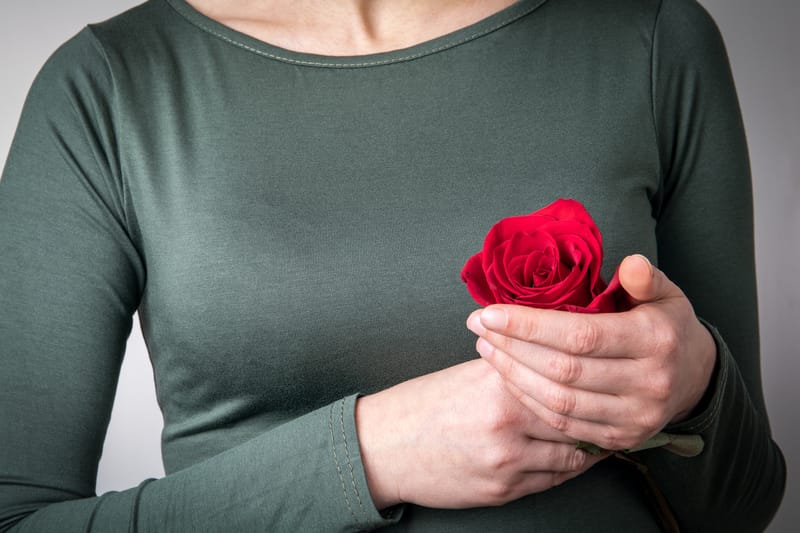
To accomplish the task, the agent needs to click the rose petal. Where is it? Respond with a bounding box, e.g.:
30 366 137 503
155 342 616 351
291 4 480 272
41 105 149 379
537 199 603 245
541 263 593 307
524 249 557 286
507 255 529 286
485 262 512 303
515 271 589 308
490 243 518 295
586 268 632 313
504 232 557 291
463 199 612 311
550 231 603 293
483 213 557 253
461 252 495 306
536 199 593 222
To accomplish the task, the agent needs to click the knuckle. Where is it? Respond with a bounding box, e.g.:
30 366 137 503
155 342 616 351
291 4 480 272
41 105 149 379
544 386 576 416
484 479 515 504
483 446 516 471
566 448 587 471
656 327 681 355
634 409 664 437
516 314 539 341
485 402 515 433
548 354 582 384
545 411 571 433
599 426 623 451
566 320 600 355
635 410 666 436
648 371 674 402
642 314 679 357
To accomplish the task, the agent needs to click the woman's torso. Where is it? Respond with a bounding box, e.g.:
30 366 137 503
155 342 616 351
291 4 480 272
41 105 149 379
98 0 665 529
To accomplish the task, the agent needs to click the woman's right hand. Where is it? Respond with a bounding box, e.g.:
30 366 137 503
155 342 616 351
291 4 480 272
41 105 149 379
355 358 608 510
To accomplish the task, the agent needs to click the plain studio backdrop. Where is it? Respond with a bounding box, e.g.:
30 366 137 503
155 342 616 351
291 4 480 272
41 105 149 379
1 1 797 531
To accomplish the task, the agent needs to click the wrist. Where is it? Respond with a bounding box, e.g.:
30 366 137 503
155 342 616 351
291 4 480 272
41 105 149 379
670 320 718 423
355 391 404 510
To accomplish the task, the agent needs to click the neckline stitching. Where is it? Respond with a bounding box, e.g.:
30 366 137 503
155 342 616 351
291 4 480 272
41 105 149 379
165 0 545 68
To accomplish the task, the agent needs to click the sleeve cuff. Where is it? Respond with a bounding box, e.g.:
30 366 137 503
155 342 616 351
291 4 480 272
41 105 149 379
664 318 729 435
330 394 404 529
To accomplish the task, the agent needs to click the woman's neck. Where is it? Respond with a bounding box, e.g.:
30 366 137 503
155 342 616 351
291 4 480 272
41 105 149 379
185 0 520 55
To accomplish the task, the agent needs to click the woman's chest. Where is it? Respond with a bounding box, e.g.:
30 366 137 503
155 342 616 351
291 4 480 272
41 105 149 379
118 38 661 425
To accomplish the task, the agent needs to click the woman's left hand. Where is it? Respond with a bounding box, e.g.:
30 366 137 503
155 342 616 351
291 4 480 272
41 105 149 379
466 254 718 452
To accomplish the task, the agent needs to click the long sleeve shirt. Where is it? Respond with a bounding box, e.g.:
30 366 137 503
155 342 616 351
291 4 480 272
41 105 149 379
0 0 785 530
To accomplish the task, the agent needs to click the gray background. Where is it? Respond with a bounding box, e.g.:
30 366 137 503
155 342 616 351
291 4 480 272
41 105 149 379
1 1 797 530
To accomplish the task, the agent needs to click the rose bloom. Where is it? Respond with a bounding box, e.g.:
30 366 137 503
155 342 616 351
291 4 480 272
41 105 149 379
461 199 705 460
461 199 627 313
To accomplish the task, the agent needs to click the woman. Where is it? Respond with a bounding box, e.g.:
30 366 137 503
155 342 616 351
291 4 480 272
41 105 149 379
0 0 785 531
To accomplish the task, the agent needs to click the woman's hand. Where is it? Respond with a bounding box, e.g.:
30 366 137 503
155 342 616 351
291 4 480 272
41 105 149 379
356 358 608 510
467 254 717 452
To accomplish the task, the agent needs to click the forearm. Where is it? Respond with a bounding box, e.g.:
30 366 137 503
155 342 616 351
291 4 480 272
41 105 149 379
641 325 785 532
3 396 394 533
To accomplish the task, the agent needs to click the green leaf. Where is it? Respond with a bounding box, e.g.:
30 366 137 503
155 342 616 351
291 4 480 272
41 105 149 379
576 432 704 458
576 441 606 455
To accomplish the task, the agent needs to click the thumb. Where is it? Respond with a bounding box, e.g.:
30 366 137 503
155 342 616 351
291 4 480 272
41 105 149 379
618 254 679 304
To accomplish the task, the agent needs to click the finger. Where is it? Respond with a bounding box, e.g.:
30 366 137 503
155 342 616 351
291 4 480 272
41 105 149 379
511 394 581 442
477 338 629 426
618 254 683 304
519 440 591 474
547 452 608 487
516 463 603 497
471 305 638 358
514 389 640 450
474 325 637 393
515 443 609 495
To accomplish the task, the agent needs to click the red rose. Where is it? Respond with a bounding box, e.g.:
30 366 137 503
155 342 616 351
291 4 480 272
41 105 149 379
461 199 628 313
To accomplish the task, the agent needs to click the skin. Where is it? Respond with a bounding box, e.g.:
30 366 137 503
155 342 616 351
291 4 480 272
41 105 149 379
359 255 716 510
189 0 718 513
357 359 610 510
468 255 717 448
186 0 520 56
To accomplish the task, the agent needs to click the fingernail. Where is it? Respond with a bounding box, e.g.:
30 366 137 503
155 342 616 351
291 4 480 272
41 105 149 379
480 307 506 330
476 337 494 357
631 254 654 277
466 312 486 335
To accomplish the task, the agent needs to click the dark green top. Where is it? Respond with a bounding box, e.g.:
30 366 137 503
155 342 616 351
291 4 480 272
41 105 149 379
0 0 785 531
